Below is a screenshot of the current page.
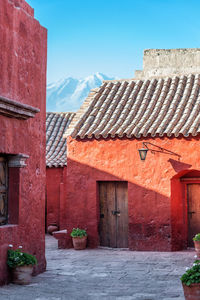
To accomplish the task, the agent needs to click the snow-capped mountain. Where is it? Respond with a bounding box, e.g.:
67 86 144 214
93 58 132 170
47 72 115 112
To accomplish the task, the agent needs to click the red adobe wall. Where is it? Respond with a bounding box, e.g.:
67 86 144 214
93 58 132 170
46 167 67 230
0 0 47 285
64 135 200 251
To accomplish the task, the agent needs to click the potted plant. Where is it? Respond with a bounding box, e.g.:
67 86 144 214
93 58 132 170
193 234 200 258
7 245 37 285
181 259 200 299
70 228 87 250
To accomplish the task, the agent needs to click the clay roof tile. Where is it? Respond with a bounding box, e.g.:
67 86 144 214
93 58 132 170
64 74 200 140
46 112 75 167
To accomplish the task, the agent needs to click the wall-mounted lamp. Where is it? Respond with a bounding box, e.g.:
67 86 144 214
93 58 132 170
138 142 181 161
138 148 148 161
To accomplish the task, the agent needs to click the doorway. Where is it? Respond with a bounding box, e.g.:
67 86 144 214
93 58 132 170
187 184 200 247
99 181 128 248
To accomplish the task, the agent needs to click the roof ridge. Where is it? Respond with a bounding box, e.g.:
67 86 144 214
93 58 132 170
46 111 75 114
103 72 200 82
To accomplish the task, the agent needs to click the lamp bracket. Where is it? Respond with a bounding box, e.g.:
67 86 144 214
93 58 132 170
142 142 181 160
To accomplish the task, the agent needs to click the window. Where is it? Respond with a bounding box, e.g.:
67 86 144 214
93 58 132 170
0 157 8 225
0 153 29 226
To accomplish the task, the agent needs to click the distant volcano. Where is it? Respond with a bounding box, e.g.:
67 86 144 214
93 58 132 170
47 72 115 112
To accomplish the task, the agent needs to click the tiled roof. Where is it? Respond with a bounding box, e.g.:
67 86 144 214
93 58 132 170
46 112 75 167
65 74 200 139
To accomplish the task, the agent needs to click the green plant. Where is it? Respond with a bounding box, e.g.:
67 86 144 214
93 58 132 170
181 260 200 286
7 246 37 268
193 233 200 241
70 228 87 238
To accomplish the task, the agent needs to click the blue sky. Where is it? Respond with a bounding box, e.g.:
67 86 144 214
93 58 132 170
27 0 200 83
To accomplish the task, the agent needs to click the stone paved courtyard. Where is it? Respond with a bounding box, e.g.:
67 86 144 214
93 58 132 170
0 235 195 300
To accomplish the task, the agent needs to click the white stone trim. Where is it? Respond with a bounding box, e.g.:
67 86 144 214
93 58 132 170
8 154 29 168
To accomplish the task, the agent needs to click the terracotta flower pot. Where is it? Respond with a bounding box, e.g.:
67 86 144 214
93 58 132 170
194 241 200 258
72 236 87 250
182 283 200 300
12 265 33 285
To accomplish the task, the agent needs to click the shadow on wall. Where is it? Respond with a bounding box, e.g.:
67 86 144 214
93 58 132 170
168 158 192 173
61 158 190 251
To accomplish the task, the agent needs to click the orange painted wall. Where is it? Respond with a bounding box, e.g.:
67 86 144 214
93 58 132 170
64 135 200 250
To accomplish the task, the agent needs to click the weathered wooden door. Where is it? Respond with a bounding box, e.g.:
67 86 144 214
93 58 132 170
187 184 200 247
0 157 8 225
99 181 128 248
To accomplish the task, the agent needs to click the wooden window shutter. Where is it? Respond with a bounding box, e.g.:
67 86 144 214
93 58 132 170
0 157 8 225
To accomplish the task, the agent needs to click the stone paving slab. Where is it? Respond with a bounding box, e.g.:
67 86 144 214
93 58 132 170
0 235 195 300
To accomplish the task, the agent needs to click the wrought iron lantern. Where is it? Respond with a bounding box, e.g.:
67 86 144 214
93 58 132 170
138 148 148 161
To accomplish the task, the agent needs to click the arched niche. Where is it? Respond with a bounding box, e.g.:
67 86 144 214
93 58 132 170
171 169 200 250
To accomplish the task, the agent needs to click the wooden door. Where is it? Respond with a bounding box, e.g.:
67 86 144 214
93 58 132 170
99 181 128 248
0 157 8 225
187 184 200 247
